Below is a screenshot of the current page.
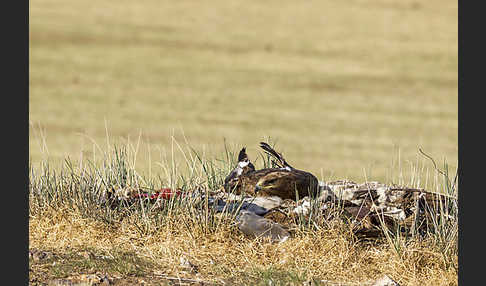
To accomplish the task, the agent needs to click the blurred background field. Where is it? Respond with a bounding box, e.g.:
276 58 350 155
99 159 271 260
29 0 458 183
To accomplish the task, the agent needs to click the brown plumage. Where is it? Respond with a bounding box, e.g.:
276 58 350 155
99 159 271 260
223 143 319 200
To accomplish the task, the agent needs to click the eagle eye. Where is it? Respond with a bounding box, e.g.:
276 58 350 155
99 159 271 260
266 178 277 185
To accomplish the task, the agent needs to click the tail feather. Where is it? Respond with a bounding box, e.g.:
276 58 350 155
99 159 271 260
259 142 293 169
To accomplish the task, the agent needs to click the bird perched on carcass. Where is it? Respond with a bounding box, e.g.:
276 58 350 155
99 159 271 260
224 142 319 200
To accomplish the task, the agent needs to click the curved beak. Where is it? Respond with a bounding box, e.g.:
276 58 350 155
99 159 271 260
254 185 262 193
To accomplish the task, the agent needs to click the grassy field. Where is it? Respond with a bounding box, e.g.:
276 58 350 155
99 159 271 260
29 145 458 285
29 0 458 182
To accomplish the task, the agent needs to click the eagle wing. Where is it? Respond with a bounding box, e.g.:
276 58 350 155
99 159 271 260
255 169 319 200
255 143 319 200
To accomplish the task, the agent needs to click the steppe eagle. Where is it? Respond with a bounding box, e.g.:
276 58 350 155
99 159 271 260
224 142 319 200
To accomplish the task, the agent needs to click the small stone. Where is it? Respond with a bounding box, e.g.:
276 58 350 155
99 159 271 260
179 256 199 273
237 210 290 243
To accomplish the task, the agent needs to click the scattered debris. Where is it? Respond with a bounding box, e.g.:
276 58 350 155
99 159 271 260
96 177 454 240
101 186 185 209
243 196 283 210
324 180 453 237
236 210 290 243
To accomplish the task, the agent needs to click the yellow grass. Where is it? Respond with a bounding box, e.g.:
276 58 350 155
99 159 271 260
29 207 457 285
28 138 457 284
29 0 457 182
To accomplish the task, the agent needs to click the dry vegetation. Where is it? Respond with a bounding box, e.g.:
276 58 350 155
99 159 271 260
29 142 458 285
29 208 457 285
